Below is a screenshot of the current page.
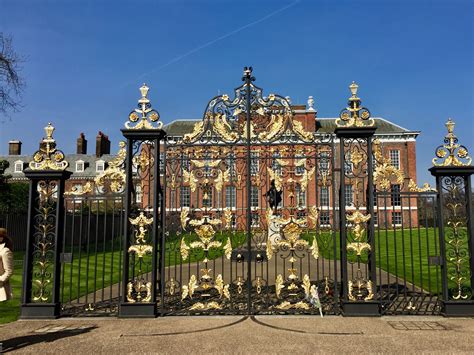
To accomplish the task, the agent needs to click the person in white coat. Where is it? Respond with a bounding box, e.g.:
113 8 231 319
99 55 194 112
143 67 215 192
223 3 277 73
0 228 13 302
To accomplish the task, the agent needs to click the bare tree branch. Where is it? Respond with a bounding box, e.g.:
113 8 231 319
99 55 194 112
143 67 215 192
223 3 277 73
0 33 25 117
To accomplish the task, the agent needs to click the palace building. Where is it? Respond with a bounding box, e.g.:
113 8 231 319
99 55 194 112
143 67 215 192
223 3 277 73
1 97 420 228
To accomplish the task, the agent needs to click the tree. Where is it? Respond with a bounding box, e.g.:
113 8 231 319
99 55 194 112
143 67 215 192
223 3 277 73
0 33 24 116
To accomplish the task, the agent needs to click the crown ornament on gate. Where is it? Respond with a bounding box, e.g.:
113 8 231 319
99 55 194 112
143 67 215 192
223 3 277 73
335 82 374 128
125 84 163 130
432 118 472 167
29 122 68 170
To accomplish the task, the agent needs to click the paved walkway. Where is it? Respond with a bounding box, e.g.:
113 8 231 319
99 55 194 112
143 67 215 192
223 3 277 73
1 315 473 354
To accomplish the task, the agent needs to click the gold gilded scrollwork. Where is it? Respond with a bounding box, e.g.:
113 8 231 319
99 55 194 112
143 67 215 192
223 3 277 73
433 118 472 167
125 84 163 130
183 121 205 143
127 279 152 303
408 180 436 192
29 123 68 171
372 139 405 191
346 209 371 256
348 270 374 302
213 113 239 142
335 82 374 128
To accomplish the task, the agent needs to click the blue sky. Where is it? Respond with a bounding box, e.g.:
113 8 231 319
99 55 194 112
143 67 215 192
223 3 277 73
0 0 472 183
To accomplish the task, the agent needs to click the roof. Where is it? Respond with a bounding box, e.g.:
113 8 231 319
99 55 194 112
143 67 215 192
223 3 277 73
164 117 419 136
316 117 417 134
0 153 117 180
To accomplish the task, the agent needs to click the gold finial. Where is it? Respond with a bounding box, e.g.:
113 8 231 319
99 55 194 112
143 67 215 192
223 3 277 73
29 122 68 170
125 84 162 130
349 81 359 98
44 122 55 142
139 84 150 103
335 82 374 128
432 118 472 167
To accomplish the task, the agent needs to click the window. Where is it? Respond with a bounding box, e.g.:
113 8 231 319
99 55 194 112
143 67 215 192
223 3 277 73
295 184 306 207
250 151 259 175
180 187 190 207
373 212 378 226
344 184 353 207
96 160 105 172
391 184 401 206
202 153 213 177
225 186 236 208
75 161 84 172
392 212 402 225
181 154 190 171
159 153 165 174
226 153 236 176
135 185 142 203
250 185 259 208
320 187 329 206
203 188 213 208
344 152 353 176
319 152 329 173
297 210 306 220
14 161 23 173
390 150 400 169
320 211 330 225
271 151 282 175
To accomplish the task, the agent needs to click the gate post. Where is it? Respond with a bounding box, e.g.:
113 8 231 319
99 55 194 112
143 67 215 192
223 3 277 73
429 118 474 317
20 123 71 319
335 82 380 316
119 84 166 317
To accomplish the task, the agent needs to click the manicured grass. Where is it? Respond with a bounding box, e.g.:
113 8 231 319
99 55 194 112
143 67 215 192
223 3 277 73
1 227 467 323
0 252 24 324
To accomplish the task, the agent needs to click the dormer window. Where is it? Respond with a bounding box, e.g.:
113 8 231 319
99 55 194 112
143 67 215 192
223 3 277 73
76 160 85 172
96 160 105 172
14 161 23 173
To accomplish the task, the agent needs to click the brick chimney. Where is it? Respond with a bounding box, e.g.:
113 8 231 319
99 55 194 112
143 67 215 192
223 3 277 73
8 140 22 155
96 131 111 157
77 133 87 154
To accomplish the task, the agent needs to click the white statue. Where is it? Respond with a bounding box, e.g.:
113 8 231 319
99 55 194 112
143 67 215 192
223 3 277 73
307 96 316 112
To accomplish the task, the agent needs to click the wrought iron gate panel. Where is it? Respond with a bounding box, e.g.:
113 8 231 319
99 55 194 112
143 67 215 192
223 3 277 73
59 141 128 316
161 68 339 315
60 195 124 316
374 191 442 315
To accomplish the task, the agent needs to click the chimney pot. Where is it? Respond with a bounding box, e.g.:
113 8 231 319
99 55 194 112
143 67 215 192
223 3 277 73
9 140 22 155
77 133 87 154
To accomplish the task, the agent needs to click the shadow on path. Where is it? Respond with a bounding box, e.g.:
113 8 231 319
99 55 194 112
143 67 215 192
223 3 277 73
119 316 249 337
1 325 97 353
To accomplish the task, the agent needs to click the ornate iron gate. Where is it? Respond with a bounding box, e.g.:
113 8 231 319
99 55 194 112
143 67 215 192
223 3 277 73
19 69 474 319
161 68 338 315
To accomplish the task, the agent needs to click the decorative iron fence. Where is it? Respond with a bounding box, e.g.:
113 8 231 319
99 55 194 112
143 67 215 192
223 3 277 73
16 69 474 318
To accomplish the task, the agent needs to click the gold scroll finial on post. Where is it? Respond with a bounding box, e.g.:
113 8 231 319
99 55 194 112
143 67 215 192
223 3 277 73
432 118 472 167
336 81 375 128
29 122 68 170
125 83 163 130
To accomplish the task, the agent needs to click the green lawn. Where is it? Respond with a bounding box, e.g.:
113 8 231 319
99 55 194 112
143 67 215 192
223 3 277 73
0 252 24 324
0 227 468 324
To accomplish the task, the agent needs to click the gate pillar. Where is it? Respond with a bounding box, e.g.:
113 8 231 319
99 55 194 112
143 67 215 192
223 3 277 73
20 123 72 319
335 82 380 316
119 84 166 317
429 118 474 317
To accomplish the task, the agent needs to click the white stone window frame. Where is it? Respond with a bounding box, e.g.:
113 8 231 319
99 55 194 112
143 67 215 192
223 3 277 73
14 160 23 173
390 150 400 170
75 160 85 173
96 160 105 173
